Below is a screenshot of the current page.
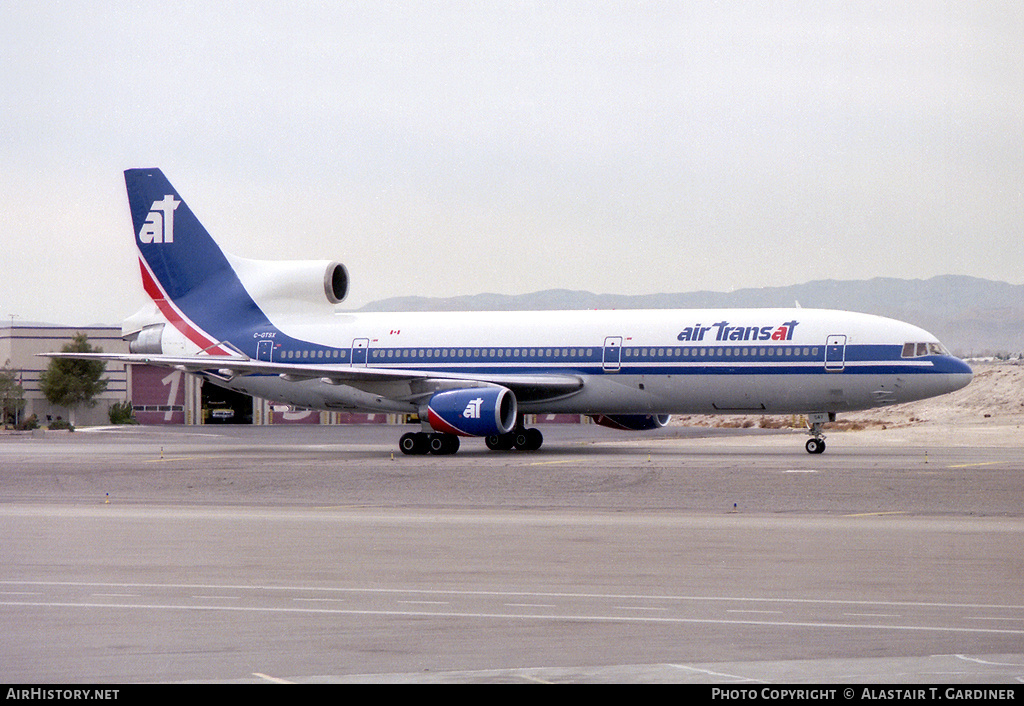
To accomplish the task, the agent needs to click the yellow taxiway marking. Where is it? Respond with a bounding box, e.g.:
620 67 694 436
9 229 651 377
843 511 907 518
947 461 1003 469
144 455 222 463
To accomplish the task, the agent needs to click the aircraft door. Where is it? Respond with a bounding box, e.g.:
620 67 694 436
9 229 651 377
256 340 274 362
602 336 622 372
825 335 846 372
351 338 369 366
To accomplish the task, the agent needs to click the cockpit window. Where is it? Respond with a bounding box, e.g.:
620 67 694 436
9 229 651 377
902 341 949 358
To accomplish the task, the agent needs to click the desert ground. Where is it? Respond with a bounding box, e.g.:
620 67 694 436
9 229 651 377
670 360 1024 448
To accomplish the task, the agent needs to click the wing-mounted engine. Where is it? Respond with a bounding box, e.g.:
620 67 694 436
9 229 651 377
426 387 517 437
591 414 671 431
227 255 349 315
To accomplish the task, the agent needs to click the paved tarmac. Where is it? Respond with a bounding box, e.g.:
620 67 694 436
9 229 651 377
1 423 1022 683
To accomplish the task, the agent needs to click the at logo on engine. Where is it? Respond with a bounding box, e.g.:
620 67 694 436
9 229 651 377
462 398 483 419
139 195 180 244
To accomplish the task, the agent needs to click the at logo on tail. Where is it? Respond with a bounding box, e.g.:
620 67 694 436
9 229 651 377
139 195 180 244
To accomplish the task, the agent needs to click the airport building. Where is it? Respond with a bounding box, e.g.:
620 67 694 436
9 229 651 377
1 324 130 427
0 323 389 427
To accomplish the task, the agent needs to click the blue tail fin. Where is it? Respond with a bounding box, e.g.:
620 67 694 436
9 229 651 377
126 169 232 301
125 169 271 353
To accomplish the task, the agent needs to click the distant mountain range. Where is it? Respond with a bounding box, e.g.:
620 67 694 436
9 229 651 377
360 275 1024 356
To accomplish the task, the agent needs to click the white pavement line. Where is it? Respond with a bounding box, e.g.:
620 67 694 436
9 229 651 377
253 672 294 684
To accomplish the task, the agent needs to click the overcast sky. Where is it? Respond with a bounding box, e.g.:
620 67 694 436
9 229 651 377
2 1 1022 325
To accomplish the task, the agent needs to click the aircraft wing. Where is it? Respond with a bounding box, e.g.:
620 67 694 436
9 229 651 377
40 352 585 403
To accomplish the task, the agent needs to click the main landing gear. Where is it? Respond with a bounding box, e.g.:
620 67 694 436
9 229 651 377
397 421 544 456
805 412 833 454
484 426 543 452
399 431 460 456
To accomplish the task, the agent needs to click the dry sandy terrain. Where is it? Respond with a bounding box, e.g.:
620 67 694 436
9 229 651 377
671 360 1024 448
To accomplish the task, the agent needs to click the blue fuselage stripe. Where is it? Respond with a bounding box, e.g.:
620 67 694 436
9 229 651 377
265 341 965 377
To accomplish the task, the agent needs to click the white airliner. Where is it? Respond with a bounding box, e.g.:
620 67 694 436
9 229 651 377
49 169 973 455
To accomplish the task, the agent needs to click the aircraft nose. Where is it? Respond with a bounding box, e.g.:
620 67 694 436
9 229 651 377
945 357 973 393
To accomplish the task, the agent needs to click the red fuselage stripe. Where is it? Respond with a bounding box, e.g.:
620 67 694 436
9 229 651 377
138 258 231 356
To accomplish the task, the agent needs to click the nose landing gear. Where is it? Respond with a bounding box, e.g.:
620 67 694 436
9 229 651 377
805 437 826 454
805 412 834 454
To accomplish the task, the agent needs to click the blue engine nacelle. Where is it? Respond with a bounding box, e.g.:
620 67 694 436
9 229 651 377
426 387 518 437
591 414 671 431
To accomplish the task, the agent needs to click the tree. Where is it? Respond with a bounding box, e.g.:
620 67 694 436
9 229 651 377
0 361 26 428
39 333 108 425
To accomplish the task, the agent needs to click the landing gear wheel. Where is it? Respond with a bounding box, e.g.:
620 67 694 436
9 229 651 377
428 433 460 455
485 433 515 451
514 427 544 451
805 438 826 455
804 413 831 455
399 432 430 455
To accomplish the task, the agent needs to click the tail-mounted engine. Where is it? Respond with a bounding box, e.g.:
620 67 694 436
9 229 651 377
591 414 671 431
126 321 193 355
426 387 517 437
227 256 349 310
324 262 349 303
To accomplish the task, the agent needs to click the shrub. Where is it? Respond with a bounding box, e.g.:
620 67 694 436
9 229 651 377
108 400 138 425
